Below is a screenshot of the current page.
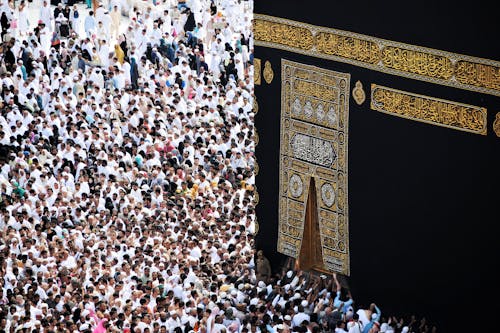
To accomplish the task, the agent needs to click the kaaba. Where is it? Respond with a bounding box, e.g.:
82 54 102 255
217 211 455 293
253 1 500 331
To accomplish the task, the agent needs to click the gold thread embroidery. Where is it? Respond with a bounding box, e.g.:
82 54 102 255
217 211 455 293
370 84 487 135
254 58 262 85
493 113 500 137
315 32 380 64
254 18 314 50
455 61 500 91
254 14 500 97
253 102 260 233
278 59 350 275
381 46 454 80
263 60 274 84
352 80 366 105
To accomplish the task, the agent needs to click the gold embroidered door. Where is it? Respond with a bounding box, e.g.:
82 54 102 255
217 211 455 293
278 59 350 275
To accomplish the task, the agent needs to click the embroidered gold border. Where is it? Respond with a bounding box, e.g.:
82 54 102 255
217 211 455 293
371 84 488 135
254 14 500 97
253 98 260 235
278 59 350 275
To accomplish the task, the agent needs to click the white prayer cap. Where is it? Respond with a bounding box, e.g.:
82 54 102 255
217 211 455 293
286 270 293 278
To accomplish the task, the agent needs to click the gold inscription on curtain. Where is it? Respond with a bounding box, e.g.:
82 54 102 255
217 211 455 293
315 32 380 64
279 59 350 275
253 18 314 50
381 46 454 80
254 15 500 97
371 84 487 135
455 61 500 91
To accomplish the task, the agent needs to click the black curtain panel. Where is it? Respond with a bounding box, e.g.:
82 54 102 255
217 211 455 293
254 1 500 331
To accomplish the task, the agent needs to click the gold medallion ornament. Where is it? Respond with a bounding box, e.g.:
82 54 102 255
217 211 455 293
263 60 274 84
254 186 260 205
493 113 500 137
254 161 260 175
352 80 366 105
253 98 259 114
289 174 304 198
254 58 262 85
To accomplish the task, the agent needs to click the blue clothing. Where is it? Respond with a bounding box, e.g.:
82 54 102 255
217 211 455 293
84 16 95 34
130 58 139 89
362 306 381 333
20 65 27 80
85 114 95 125
36 95 43 110
77 58 86 72
333 291 354 313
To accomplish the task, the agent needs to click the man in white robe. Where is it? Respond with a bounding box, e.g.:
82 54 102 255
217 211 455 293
110 5 120 40
39 0 52 31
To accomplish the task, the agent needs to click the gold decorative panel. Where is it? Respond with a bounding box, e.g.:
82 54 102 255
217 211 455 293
278 59 350 275
370 84 487 135
254 14 500 97
254 58 262 85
